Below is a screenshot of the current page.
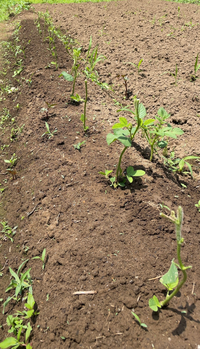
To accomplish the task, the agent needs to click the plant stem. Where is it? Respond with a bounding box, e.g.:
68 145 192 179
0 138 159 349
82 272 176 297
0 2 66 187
83 80 88 130
116 146 127 180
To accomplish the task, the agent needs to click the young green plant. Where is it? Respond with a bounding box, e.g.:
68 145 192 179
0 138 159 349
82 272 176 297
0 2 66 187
149 206 192 311
195 200 200 212
41 122 57 139
104 97 145 187
80 80 89 131
191 53 200 81
163 152 199 178
131 312 147 329
32 248 46 270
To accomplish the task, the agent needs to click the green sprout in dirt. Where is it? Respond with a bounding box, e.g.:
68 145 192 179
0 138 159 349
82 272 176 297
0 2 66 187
16 293 39 319
4 153 17 168
163 151 199 178
0 221 17 243
128 58 143 74
149 206 192 312
131 312 147 329
60 47 82 102
40 102 56 120
191 53 200 81
41 122 57 139
116 74 129 99
80 80 89 131
73 140 86 151
32 248 46 270
104 97 145 187
3 260 32 314
0 313 33 349
140 107 184 161
166 64 179 85
195 200 200 212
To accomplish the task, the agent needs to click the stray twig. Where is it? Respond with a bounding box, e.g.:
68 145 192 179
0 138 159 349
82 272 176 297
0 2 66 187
73 290 97 295
27 203 40 218
56 212 61 226
66 181 79 188
148 275 162 281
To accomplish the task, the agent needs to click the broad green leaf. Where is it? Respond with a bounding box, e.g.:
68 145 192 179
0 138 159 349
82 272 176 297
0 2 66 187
157 107 170 119
184 156 199 160
106 133 117 145
60 71 74 81
143 119 155 126
157 140 168 148
25 310 34 319
0 337 18 348
117 136 132 147
119 117 128 127
9 268 20 284
141 323 148 328
132 169 145 177
178 159 185 171
126 166 145 177
113 128 129 136
112 122 125 129
149 295 161 312
171 128 184 135
27 294 35 309
127 175 133 183
138 103 146 119
26 344 32 349
160 260 178 290
25 323 32 342
164 131 177 139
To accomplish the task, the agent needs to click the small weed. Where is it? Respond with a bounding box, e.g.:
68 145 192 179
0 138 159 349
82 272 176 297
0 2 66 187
117 74 129 99
128 59 143 73
32 248 46 270
195 200 200 212
4 153 17 168
149 206 192 311
0 221 17 242
163 152 199 178
80 80 89 131
73 141 86 151
41 122 57 139
132 312 147 328
191 53 200 81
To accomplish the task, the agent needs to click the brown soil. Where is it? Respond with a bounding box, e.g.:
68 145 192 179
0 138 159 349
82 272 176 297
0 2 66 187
0 0 200 348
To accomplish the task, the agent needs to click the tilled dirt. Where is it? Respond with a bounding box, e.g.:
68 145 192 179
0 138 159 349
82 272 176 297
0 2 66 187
0 0 200 348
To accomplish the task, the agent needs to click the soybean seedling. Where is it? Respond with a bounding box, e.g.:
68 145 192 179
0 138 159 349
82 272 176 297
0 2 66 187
3 260 32 314
73 140 86 150
32 248 46 270
40 102 56 120
195 200 200 212
80 80 89 131
104 97 145 187
140 107 184 161
191 53 200 81
41 122 57 139
132 312 147 328
149 206 192 312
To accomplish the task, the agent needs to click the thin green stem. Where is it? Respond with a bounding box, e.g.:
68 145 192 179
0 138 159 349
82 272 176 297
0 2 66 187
83 80 87 131
116 146 127 180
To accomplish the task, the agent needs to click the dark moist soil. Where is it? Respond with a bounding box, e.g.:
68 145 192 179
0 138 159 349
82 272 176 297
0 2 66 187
0 0 200 348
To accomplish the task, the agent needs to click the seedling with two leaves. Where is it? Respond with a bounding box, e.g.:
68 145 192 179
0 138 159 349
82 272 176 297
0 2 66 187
140 107 184 161
191 53 200 81
149 206 192 312
102 97 146 187
131 312 147 329
3 260 32 314
73 141 86 151
41 122 57 139
163 151 199 178
4 153 17 169
32 248 46 270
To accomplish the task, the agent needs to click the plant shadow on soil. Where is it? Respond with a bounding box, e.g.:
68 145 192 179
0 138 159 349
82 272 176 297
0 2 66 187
0 0 200 348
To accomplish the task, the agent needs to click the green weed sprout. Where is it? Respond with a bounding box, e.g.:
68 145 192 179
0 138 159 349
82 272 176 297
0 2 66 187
0 316 32 349
132 312 147 328
3 260 32 314
73 140 86 150
166 64 178 84
40 102 56 120
105 97 145 187
117 74 129 99
0 221 17 243
140 107 184 161
32 248 46 270
41 122 57 139
4 153 17 168
163 152 199 178
149 206 192 312
80 80 89 131
16 293 39 319
128 59 143 73
195 200 200 212
98 170 113 179
191 53 200 81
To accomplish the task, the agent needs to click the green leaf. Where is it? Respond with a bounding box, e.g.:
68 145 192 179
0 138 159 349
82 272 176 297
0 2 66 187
32 256 40 260
0 337 18 348
2 297 12 314
42 249 46 262
9 267 20 284
184 156 199 161
149 295 161 312
138 103 146 119
113 128 129 136
160 260 179 291
60 71 74 81
127 166 145 177
143 119 155 126
26 344 32 349
127 175 133 183
157 107 170 119
141 323 148 328
178 159 185 171
132 312 141 325
106 133 117 145
185 162 193 177
25 310 34 319
27 293 35 309
25 323 32 342
119 117 128 127
117 136 132 147
157 140 168 148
